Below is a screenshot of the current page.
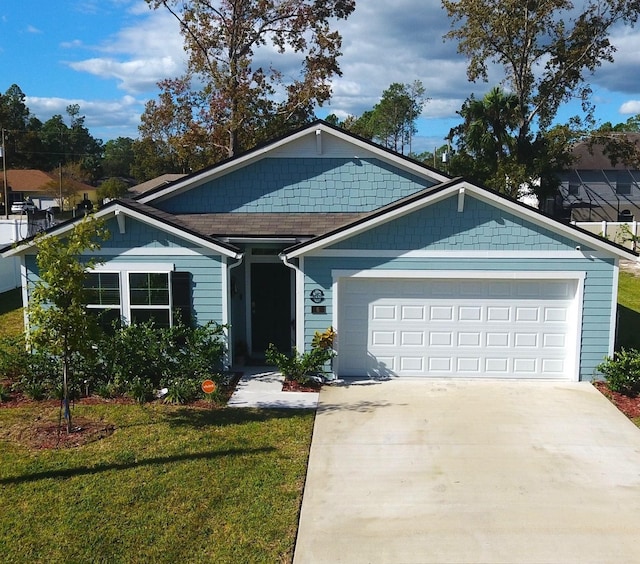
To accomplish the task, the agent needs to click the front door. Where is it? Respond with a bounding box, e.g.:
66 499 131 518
250 262 292 356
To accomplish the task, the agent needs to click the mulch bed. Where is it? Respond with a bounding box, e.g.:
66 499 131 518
0 372 243 450
281 379 322 392
593 381 640 419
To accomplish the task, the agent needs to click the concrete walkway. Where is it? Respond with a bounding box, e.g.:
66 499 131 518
227 367 319 409
294 379 640 563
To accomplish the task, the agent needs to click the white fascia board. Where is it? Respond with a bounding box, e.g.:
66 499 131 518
2 204 241 260
331 269 586 281
284 186 456 258
306 124 451 183
310 249 613 260
286 179 638 261
461 182 639 260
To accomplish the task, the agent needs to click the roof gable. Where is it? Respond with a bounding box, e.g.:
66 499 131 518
283 179 638 260
1 199 240 259
137 121 450 205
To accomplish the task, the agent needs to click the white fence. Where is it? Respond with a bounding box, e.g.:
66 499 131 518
573 221 639 251
0 217 49 293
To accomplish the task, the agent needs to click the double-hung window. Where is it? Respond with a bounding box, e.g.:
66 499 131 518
84 264 187 328
129 272 171 327
84 272 121 329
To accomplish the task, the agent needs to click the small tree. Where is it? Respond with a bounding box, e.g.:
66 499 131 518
28 215 109 432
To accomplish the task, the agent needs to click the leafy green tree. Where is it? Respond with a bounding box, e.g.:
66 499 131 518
97 177 130 202
341 82 428 154
130 137 181 182
102 137 135 178
143 0 356 159
442 0 640 199
28 215 109 432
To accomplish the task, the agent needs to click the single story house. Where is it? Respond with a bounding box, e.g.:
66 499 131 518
3 169 96 212
3 121 637 381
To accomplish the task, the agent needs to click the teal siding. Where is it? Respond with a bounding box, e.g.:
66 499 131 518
157 158 434 214
329 195 585 251
103 217 194 249
302 255 616 381
25 218 225 326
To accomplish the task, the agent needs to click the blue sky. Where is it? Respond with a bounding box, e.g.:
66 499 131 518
2 0 640 154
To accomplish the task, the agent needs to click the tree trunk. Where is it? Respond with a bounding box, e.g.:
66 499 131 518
63 358 72 433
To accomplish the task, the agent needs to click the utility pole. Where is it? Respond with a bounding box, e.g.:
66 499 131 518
1 128 7 219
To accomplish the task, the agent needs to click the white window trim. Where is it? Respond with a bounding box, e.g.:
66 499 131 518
87 263 175 326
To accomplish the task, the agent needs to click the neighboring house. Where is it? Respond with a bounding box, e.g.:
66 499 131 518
556 134 640 222
128 174 187 196
3 169 97 211
2 121 637 381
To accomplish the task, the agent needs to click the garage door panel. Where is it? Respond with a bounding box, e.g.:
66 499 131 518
458 332 481 347
486 358 509 372
401 331 424 346
487 332 510 347
459 306 482 321
430 306 454 320
338 278 577 379
430 332 453 346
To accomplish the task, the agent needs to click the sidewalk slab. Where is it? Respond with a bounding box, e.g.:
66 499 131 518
227 368 319 409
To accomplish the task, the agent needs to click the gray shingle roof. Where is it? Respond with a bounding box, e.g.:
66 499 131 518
174 213 367 238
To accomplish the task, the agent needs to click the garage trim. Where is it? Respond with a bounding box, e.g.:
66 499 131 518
332 269 586 381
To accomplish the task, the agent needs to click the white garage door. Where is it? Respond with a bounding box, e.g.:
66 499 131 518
337 277 579 379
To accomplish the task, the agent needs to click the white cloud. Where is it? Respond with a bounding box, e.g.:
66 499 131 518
67 8 185 94
26 95 144 140
26 25 42 34
619 100 640 115
69 56 181 94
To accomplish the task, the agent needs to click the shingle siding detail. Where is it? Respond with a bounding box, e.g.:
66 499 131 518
328 196 583 251
157 158 434 214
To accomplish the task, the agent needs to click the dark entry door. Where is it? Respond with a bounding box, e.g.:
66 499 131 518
251 263 292 355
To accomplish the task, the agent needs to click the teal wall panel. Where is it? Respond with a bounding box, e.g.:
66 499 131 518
329 195 586 251
157 158 434 213
24 219 225 327
301 255 616 381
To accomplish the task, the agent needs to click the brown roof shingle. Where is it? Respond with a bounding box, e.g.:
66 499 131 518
175 212 367 238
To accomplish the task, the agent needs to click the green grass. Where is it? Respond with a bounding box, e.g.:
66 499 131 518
0 288 24 337
618 271 640 313
0 404 314 563
617 272 640 350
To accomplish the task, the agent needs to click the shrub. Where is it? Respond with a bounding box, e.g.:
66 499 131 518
265 332 336 384
163 376 202 405
597 348 640 396
0 335 29 380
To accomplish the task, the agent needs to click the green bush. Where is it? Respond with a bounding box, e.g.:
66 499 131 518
0 335 29 379
265 343 335 384
597 348 640 396
0 320 227 404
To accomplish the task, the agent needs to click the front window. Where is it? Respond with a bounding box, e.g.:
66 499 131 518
84 266 188 329
84 272 121 330
129 272 171 327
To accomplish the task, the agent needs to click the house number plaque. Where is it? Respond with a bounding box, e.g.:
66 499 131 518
310 288 325 303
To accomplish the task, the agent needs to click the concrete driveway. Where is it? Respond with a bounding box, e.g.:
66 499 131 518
293 379 640 564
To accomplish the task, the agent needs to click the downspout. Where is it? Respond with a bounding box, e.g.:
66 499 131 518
280 253 303 353
227 253 244 368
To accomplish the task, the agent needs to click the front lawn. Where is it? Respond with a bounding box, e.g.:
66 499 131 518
0 288 23 337
0 403 314 563
617 271 640 350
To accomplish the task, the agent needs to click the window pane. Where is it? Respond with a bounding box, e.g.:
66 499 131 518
87 307 121 332
131 309 170 328
129 273 169 306
84 273 120 306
